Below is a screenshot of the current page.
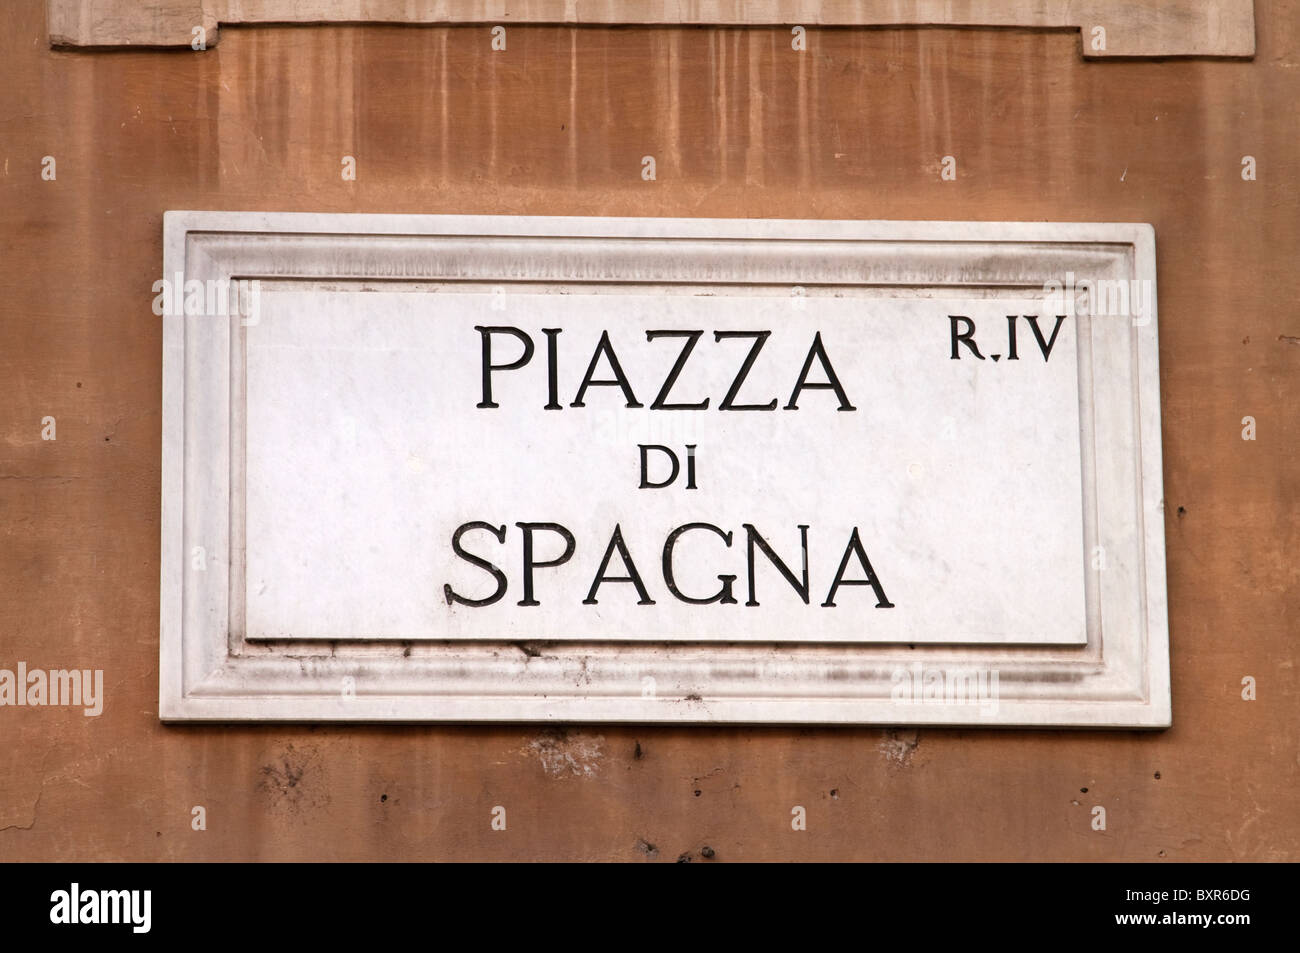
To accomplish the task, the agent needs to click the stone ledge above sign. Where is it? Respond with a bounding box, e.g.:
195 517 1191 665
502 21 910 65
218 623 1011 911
51 0 1254 58
160 212 1169 726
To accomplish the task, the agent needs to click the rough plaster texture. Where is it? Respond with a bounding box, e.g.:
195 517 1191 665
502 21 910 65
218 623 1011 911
0 0 1296 860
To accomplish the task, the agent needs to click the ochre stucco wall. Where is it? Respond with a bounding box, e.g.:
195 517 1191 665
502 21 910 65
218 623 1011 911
1 0 1296 861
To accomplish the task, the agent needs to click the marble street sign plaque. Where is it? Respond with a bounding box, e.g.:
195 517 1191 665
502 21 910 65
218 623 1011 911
160 214 1170 726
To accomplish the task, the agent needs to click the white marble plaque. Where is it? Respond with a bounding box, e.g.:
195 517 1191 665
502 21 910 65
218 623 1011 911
160 214 1169 725
243 290 1086 645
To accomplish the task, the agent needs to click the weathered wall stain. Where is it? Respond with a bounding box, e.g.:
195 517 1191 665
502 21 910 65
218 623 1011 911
258 742 330 815
878 729 921 767
522 728 605 779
